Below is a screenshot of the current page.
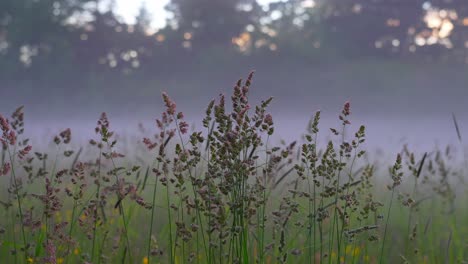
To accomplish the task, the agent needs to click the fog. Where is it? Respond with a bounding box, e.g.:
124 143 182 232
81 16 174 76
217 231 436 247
4 61 466 158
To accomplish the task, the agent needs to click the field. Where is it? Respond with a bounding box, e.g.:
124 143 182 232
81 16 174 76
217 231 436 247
0 72 467 264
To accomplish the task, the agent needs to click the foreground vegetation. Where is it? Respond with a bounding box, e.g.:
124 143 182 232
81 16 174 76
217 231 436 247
0 72 467 264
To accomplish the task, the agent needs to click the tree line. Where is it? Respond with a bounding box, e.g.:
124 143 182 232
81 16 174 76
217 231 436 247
1 0 468 83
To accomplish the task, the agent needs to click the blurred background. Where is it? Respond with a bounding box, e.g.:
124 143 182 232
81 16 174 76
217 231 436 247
0 0 467 152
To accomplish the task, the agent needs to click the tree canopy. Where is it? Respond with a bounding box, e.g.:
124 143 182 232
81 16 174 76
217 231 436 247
1 0 468 83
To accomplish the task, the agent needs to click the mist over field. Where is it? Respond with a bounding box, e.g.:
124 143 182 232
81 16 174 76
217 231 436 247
3 61 466 155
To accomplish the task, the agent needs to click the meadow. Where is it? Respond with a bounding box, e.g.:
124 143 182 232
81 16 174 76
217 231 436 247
0 72 467 264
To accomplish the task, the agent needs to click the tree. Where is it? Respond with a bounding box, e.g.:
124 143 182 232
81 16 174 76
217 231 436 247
165 0 260 50
0 0 95 76
135 4 153 34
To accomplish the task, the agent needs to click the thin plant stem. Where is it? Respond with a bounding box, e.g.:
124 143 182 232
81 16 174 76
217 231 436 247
166 178 174 264
7 147 28 261
147 162 160 262
380 188 396 264
91 147 102 263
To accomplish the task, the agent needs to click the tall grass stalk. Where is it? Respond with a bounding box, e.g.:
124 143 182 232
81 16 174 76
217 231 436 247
91 146 102 261
147 163 159 262
340 125 366 264
329 121 347 264
258 134 270 264
91 147 102 263
379 187 395 263
165 177 174 264
380 153 403 264
106 145 133 263
173 116 209 262
7 147 28 261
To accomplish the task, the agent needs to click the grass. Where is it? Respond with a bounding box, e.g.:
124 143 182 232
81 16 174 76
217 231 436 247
0 72 467 264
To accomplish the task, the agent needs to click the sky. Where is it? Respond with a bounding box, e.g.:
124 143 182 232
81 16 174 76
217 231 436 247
115 0 276 29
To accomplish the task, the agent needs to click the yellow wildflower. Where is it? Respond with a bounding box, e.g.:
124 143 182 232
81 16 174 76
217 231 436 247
345 245 353 254
55 215 62 222
352 247 360 256
66 210 73 221
345 245 361 257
